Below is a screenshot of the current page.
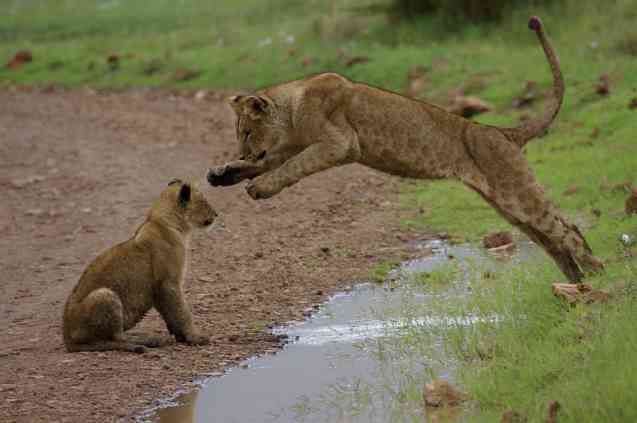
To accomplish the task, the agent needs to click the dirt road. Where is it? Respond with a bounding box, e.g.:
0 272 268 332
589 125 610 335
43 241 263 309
0 87 422 422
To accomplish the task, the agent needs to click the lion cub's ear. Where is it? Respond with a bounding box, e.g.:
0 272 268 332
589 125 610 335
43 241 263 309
227 95 271 120
228 95 244 114
178 184 191 207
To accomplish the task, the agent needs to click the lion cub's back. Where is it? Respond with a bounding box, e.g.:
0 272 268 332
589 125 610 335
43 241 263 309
67 238 155 313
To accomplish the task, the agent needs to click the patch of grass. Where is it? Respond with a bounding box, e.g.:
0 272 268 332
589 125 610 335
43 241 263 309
369 260 400 283
409 262 460 291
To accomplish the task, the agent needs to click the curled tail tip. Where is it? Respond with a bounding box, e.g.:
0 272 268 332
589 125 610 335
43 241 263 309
528 16 543 32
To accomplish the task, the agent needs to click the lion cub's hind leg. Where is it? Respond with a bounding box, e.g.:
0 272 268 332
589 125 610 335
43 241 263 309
461 133 601 282
67 288 146 353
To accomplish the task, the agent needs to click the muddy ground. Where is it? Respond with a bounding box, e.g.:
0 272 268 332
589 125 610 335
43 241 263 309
0 87 425 423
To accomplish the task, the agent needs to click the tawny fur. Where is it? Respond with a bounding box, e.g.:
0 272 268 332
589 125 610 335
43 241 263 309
207 17 602 282
63 180 217 353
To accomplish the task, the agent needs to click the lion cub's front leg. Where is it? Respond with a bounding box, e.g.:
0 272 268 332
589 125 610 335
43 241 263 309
247 128 359 199
155 283 209 345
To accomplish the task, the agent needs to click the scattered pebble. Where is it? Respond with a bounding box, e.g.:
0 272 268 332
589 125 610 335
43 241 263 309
595 74 610 96
447 95 492 118
625 189 637 215
6 50 33 70
483 231 513 249
423 379 465 407
10 175 46 189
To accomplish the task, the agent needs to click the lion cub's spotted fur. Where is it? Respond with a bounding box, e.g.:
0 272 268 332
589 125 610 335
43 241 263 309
208 17 602 282
63 180 217 353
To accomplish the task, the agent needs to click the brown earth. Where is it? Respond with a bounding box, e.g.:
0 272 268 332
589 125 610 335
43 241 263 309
0 87 426 423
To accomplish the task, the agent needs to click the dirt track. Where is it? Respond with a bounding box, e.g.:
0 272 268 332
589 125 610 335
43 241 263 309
0 87 423 422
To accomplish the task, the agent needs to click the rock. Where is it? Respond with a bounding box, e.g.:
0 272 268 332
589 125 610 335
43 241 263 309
512 80 538 108
601 179 632 193
620 233 634 247
199 276 215 283
447 95 493 118
545 400 560 423
501 409 527 423
6 50 33 69
625 189 637 215
344 56 370 68
106 54 120 71
405 65 429 98
423 379 465 408
143 59 163 76
10 175 45 189
552 283 610 305
25 208 45 217
173 68 200 82
194 90 208 101
483 231 514 249
0 384 16 392
563 185 579 196
595 74 610 96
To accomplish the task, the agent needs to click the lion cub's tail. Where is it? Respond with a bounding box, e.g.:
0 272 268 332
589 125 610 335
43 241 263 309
502 16 564 148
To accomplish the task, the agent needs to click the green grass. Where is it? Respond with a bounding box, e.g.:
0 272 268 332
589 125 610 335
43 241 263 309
4 1 637 421
409 262 460 291
369 259 400 283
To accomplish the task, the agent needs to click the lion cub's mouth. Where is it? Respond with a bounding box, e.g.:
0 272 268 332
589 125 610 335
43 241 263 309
241 150 267 162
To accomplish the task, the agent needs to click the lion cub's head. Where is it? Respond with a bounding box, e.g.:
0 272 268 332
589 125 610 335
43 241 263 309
155 179 217 230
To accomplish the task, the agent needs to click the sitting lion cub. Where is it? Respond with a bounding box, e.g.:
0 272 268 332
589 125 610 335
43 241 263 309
63 179 217 353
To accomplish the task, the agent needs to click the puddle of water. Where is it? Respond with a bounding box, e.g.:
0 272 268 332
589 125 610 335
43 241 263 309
141 239 540 423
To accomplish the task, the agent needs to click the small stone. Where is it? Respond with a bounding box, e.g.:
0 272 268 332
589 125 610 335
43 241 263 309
625 189 637 215
447 95 492 118
423 379 465 408
501 409 526 423
0 384 16 392
173 68 200 82
595 74 610 96
194 90 208 101
198 276 215 283
552 283 610 305
10 175 45 189
25 208 45 216
546 400 560 423
483 231 514 249
512 80 538 108
6 50 33 69
563 185 579 196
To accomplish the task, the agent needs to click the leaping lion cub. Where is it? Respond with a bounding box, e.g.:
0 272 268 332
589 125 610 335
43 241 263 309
208 17 602 282
63 180 217 353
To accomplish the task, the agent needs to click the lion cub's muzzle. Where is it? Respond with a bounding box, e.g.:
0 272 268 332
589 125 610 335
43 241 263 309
207 160 263 187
